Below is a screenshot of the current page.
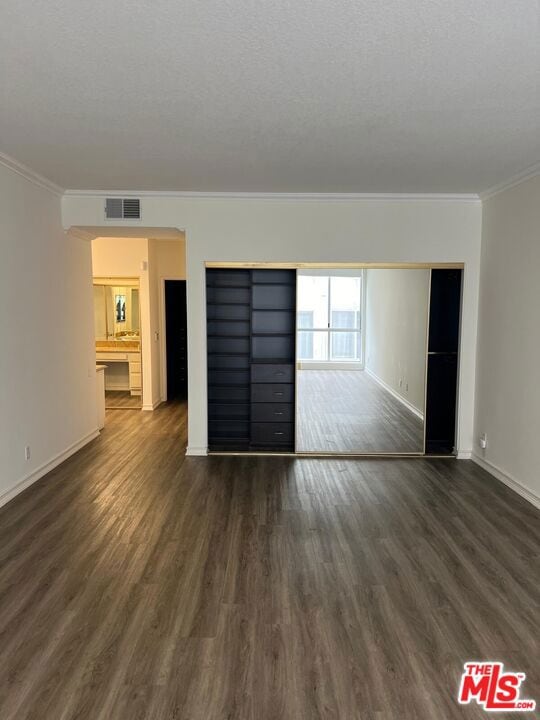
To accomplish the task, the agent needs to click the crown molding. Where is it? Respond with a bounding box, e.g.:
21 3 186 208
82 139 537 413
0 151 64 196
480 162 540 201
63 188 480 203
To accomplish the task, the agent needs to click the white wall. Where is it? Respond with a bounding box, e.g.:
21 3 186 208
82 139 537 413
365 269 430 415
63 194 482 455
474 174 540 505
0 163 97 506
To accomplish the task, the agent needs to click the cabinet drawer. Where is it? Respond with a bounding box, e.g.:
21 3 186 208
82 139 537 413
97 352 128 361
251 422 294 445
129 361 141 373
251 364 294 383
251 384 294 403
251 403 294 422
129 372 142 389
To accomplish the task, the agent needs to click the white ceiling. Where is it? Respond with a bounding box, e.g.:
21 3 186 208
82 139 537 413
1 0 538 193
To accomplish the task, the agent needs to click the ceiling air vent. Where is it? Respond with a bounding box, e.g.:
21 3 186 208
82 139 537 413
105 197 141 220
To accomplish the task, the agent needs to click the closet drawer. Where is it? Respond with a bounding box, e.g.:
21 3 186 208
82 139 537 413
251 403 294 422
251 364 294 383
251 422 294 445
129 361 141 373
129 372 142 389
251 384 294 403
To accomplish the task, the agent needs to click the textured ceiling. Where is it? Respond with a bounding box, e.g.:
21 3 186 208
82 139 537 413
0 0 538 192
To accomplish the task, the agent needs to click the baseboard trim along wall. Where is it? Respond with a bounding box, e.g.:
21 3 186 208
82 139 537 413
186 446 208 456
297 362 364 371
364 367 424 420
142 400 162 412
472 453 540 510
0 428 100 510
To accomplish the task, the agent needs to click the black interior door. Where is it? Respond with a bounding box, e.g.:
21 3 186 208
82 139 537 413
165 280 187 400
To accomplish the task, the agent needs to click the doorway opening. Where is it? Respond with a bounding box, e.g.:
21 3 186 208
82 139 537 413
163 280 188 401
93 277 142 410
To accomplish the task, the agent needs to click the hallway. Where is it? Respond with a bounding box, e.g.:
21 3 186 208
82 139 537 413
0 402 538 719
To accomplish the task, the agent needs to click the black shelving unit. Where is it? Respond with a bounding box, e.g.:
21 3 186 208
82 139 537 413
250 269 296 451
206 269 251 451
206 268 296 452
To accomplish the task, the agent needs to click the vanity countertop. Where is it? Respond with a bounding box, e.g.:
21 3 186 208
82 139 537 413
96 341 140 352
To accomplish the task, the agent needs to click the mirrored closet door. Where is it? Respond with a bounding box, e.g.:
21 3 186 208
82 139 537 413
296 268 430 454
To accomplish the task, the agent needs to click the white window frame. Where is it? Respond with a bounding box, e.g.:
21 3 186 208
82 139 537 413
297 271 366 369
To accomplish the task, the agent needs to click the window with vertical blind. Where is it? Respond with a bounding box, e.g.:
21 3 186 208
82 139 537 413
297 274 363 363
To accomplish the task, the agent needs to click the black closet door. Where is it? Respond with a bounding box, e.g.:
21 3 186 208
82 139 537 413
425 269 462 455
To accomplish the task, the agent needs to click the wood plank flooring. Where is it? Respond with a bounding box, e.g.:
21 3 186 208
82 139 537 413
0 401 538 719
297 370 424 453
105 390 142 409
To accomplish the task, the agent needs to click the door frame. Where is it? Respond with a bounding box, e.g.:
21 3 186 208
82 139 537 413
204 261 464 457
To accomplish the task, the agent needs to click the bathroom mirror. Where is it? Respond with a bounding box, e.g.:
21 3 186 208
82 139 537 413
296 268 430 454
93 281 140 340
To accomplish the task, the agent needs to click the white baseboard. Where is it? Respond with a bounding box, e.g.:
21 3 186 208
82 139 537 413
365 368 424 420
472 453 540 510
142 399 162 412
186 446 208 456
0 428 100 509
457 451 472 460
298 362 363 371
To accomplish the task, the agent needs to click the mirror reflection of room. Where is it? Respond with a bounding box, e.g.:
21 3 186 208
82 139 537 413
296 268 429 453
93 280 142 409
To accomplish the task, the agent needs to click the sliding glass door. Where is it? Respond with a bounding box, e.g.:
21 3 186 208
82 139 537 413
297 274 363 363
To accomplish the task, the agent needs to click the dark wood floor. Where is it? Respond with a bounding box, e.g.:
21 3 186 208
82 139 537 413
105 390 142 409
0 401 538 719
297 370 424 453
